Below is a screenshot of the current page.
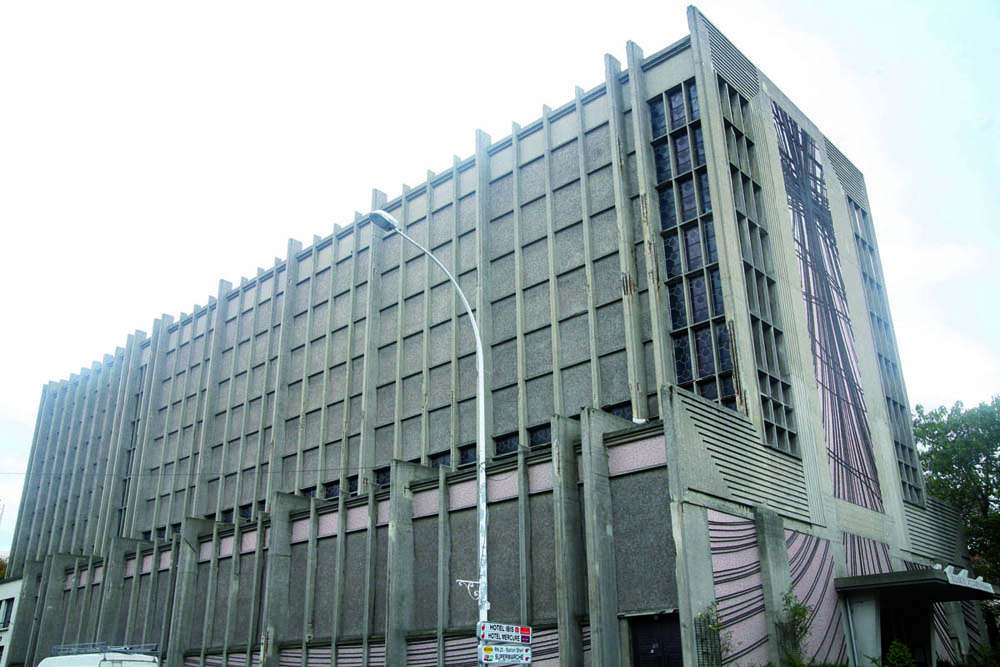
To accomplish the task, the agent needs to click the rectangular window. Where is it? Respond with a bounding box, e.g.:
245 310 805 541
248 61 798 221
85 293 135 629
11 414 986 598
672 334 692 383
658 188 676 230
494 432 519 456
686 81 700 121
698 172 712 213
673 133 691 173
323 480 340 499
653 143 672 183
649 98 667 139
683 225 703 271
679 178 696 220
668 89 686 129
693 126 705 166
688 274 710 322
663 233 682 278
668 282 687 329
1 598 13 628
428 451 451 469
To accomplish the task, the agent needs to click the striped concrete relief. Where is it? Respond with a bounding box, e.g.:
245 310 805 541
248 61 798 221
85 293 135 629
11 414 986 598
962 599 984 650
785 530 847 663
843 533 892 576
708 509 769 665
681 392 810 521
904 498 962 563
772 102 883 513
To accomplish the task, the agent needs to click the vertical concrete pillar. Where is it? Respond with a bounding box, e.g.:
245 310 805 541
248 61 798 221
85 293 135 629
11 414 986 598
753 506 794 665
385 461 438 664
165 518 216 667
31 553 78 663
7 560 43 667
581 408 634 666
604 54 649 420
260 492 310 667
551 415 584 664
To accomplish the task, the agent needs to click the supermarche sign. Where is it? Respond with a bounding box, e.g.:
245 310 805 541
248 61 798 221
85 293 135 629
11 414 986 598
479 644 532 664
478 622 532 644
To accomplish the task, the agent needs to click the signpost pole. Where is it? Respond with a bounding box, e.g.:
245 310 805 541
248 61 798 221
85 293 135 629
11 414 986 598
369 210 490 663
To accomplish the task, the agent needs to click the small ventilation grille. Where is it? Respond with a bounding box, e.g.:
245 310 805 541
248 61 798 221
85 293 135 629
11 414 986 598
700 14 759 99
825 139 870 210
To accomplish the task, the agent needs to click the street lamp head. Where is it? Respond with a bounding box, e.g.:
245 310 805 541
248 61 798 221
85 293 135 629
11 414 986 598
370 210 400 233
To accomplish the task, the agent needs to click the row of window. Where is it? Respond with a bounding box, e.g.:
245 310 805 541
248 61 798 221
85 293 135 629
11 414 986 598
651 79 737 410
849 200 923 505
720 77 797 455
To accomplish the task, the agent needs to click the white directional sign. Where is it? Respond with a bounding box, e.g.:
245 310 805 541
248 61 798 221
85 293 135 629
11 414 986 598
478 622 532 645
479 644 532 664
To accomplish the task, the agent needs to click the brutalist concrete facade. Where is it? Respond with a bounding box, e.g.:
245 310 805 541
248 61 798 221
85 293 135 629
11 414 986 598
5 7 992 666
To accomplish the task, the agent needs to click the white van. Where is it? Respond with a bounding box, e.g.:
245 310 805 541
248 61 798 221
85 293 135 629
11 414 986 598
37 653 158 667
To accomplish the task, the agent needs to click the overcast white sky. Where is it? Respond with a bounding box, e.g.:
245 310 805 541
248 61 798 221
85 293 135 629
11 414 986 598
0 0 997 555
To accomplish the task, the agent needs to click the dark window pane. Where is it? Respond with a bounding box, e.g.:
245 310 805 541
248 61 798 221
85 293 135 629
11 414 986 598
528 424 551 447
674 133 691 173
683 225 703 271
429 451 451 469
689 274 709 322
459 444 477 465
654 143 672 183
324 480 341 498
659 187 676 230
686 81 700 121
673 334 693 383
699 172 712 213
669 89 686 129
668 281 687 329
664 233 682 278
698 379 718 400
375 468 391 486
720 373 735 398
679 177 696 220
704 220 718 263
710 268 725 316
649 98 667 139
695 326 715 377
717 324 733 371
495 433 519 455
693 126 706 166
606 402 633 421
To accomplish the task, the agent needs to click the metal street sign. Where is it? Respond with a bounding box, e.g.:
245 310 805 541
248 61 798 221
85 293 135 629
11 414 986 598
479 643 532 663
478 622 532 645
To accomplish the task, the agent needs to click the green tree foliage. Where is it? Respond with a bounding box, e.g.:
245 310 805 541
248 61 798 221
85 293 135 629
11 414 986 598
914 397 1000 583
0 556 6 580
883 640 917 667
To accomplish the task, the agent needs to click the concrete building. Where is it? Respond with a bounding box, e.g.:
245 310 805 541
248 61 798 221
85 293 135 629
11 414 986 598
3 7 994 666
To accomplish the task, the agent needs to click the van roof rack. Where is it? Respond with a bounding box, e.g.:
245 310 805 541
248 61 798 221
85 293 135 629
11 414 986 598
51 643 159 656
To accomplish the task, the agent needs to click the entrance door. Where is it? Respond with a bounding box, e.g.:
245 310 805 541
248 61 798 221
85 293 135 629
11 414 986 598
630 614 683 667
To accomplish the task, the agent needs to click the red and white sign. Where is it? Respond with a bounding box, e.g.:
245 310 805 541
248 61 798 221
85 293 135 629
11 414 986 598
480 644 531 664
479 622 532 644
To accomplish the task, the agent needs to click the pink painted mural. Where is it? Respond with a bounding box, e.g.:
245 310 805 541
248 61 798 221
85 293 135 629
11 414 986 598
708 510 769 665
772 102 883 512
786 530 847 662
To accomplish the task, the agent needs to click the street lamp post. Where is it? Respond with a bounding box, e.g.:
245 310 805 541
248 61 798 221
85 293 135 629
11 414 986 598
369 210 490 639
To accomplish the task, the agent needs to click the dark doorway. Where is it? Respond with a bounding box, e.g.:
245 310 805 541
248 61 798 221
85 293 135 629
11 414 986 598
629 613 683 667
880 600 932 667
